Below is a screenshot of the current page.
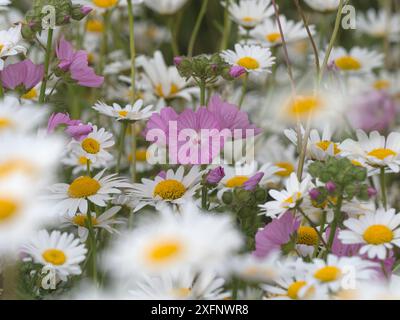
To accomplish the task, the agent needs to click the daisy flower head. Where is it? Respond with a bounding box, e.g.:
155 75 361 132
103 202 243 278
62 206 124 242
225 0 274 30
260 172 312 219
143 0 188 15
21 230 87 282
303 0 340 12
221 44 275 74
69 125 115 165
339 208 400 260
340 130 400 172
357 9 400 40
92 100 154 122
49 169 132 216
62 147 107 175
130 166 202 212
320 46 384 75
250 16 315 47
306 254 377 293
0 24 26 70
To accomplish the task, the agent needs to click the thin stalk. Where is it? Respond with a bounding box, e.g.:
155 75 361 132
238 73 248 108
220 0 232 50
39 28 54 104
0 81 4 98
199 80 206 106
326 195 343 257
201 184 208 209
168 16 180 56
127 0 136 102
318 0 345 83
99 10 110 73
188 0 209 57
131 122 137 183
380 167 387 210
116 122 128 174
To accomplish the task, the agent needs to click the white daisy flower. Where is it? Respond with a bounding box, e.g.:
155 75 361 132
103 202 243 277
62 148 107 175
249 16 315 47
62 206 125 242
21 230 87 282
303 0 340 12
306 254 377 292
340 130 400 173
221 44 275 74
49 169 132 216
319 46 384 74
128 268 229 300
225 0 274 29
92 99 154 122
339 208 400 260
0 24 26 70
130 166 202 212
357 9 400 40
260 172 312 219
136 51 199 109
69 125 115 165
0 96 47 134
143 0 188 15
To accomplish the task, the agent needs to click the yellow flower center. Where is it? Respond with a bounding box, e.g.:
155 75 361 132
172 288 192 298
42 249 66 266
147 239 183 264
374 80 391 90
335 56 362 71
314 266 341 282
367 148 397 160
153 179 186 200
86 20 104 33
81 138 100 154
242 16 256 23
92 0 118 8
155 83 179 98
68 176 101 198
275 162 295 177
286 96 321 119
0 44 4 52
0 198 19 223
363 224 393 245
73 214 98 227
266 32 281 43
0 159 35 178
21 88 38 100
78 156 89 165
0 117 12 130
225 176 249 188
287 281 307 300
118 110 129 118
237 57 260 70
297 226 318 246
316 140 341 155
284 192 302 205
135 149 148 162
351 160 363 167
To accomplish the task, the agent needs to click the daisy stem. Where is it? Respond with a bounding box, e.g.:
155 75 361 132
86 205 98 285
39 28 54 104
0 81 4 98
116 122 128 174
127 0 136 101
318 0 345 84
199 79 206 106
220 0 232 51
380 167 388 210
99 10 111 74
131 122 137 183
238 73 248 109
188 0 209 57
86 160 91 177
326 195 343 258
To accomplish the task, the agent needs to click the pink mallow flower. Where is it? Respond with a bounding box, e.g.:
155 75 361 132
254 211 300 258
243 172 264 190
0 59 44 91
56 37 104 88
48 112 92 141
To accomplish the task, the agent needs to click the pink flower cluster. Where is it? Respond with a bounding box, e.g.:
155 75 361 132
48 112 93 141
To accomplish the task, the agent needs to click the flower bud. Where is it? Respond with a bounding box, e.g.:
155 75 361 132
326 181 336 193
229 65 246 78
206 167 225 184
309 188 320 201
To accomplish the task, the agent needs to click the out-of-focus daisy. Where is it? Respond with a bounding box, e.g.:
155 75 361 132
306 254 377 292
143 0 188 15
69 125 115 165
0 24 26 70
225 0 273 30
134 21 170 51
136 51 198 108
0 0 10 11
49 170 131 216
303 0 340 12
320 46 384 74
128 268 229 300
260 172 312 219
340 130 400 173
130 166 202 212
221 44 275 74
357 9 400 40
62 206 124 242
339 208 400 260
93 100 154 122
103 203 242 277
62 148 107 175
21 230 87 282
89 0 119 11
250 16 315 47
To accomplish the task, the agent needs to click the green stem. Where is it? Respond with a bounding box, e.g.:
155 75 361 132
168 16 180 56
201 184 208 209
220 0 232 51
380 167 387 210
131 123 137 182
326 195 343 257
199 80 206 106
127 0 136 102
39 28 54 104
0 80 4 98
116 122 128 174
188 0 209 57
318 0 345 83
238 74 248 109
99 10 110 73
